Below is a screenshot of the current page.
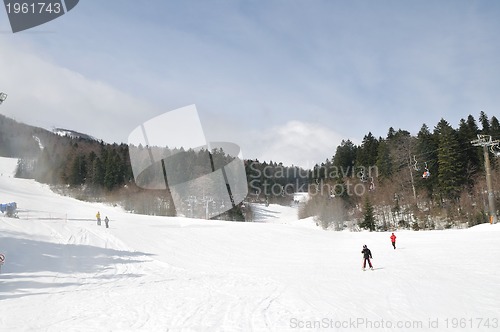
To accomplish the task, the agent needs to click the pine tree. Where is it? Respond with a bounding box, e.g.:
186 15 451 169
387 127 396 140
457 115 481 189
104 149 124 190
69 154 87 186
491 116 500 139
376 139 392 180
434 119 464 201
360 197 376 231
91 157 105 187
357 132 379 168
479 111 490 135
332 139 357 176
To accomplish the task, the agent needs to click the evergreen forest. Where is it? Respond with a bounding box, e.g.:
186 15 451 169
2 111 499 229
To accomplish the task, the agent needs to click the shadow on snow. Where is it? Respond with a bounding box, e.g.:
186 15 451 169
0 230 154 300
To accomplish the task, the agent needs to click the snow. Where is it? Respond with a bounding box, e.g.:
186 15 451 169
32 136 44 150
251 203 317 228
52 128 96 141
1 156 500 331
293 192 310 203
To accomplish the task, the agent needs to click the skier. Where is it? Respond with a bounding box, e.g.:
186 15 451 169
361 245 373 270
96 211 101 226
104 216 109 228
390 232 397 249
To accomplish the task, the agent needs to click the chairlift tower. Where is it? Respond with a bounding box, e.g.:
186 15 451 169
471 135 500 224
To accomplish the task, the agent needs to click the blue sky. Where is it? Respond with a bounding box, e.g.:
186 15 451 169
1 0 499 168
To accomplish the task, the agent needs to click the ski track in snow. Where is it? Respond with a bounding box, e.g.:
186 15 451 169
1 157 500 331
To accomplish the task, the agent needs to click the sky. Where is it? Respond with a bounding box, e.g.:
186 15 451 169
1 0 500 168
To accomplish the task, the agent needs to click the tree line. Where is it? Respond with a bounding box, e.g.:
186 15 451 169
2 112 499 226
301 111 500 230
3 116 245 220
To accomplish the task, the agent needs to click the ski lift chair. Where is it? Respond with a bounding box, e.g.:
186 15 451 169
0 92 7 104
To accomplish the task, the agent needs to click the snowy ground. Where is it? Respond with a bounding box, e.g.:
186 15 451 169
1 157 500 331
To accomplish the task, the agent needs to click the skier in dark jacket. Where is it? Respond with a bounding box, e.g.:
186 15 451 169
361 245 373 270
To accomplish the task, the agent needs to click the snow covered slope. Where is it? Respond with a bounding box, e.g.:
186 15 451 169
1 157 500 331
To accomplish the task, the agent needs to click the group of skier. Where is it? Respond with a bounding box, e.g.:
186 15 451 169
95 211 110 228
361 232 397 271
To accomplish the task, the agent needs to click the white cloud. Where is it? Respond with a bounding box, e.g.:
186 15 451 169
249 121 345 169
0 37 161 144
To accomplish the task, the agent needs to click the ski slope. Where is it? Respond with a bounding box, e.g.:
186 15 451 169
1 157 500 331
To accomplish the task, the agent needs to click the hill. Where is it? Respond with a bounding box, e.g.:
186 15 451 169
0 115 100 159
1 156 499 331
0 114 54 158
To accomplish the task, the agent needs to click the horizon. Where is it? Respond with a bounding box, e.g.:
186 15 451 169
1 110 497 170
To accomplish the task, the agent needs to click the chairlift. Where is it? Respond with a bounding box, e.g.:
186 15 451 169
422 162 430 179
0 92 7 105
360 170 368 183
490 144 500 158
369 177 375 191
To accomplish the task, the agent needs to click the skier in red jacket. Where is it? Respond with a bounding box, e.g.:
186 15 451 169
390 233 396 249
